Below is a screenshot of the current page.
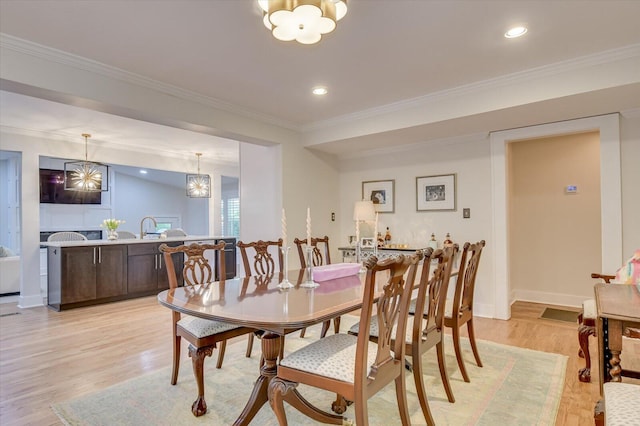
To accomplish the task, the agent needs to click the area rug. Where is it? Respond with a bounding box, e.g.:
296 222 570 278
52 317 567 426
540 307 581 323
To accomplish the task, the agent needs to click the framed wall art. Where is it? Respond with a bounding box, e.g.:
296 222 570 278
361 237 375 248
416 174 456 211
362 179 395 213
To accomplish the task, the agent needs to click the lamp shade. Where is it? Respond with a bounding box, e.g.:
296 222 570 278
353 200 376 221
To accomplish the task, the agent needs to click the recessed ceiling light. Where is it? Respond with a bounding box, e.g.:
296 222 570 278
505 26 528 38
139 169 148 174
312 86 328 96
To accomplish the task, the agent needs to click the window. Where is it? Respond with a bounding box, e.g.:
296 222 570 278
221 176 239 237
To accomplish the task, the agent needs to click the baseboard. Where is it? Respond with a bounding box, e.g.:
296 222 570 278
511 289 587 309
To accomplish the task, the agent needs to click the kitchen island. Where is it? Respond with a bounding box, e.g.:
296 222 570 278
43 236 235 311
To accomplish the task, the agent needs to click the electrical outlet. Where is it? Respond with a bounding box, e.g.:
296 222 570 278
331 212 335 221
463 208 471 219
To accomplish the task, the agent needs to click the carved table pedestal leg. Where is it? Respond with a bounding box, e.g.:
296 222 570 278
233 332 282 426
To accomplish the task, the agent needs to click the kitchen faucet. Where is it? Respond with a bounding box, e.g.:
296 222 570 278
140 216 157 239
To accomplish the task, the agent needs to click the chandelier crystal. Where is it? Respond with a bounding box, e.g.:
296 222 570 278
186 153 211 198
258 0 348 45
64 133 109 192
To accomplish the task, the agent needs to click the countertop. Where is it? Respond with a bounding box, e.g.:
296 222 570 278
41 235 231 248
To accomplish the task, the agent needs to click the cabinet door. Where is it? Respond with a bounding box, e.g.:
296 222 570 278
127 253 158 293
158 250 184 290
96 245 127 298
61 246 97 303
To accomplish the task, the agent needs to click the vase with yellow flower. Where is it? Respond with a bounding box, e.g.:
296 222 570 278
101 218 125 240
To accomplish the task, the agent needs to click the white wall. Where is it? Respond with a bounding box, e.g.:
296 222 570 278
339 135 495 316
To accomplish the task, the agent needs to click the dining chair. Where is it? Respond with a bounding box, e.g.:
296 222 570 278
47 231 87 242
237 239 284 359
268 253 421 426
293 236 337 338
348 247 456 424
444 240 485 383
115 230 137 239
159 242 255 417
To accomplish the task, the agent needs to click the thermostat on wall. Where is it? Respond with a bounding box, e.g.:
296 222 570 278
565 185 578 194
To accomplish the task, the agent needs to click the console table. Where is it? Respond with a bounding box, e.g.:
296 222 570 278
338 246 427 262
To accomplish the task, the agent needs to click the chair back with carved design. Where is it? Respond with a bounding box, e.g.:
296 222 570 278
237 239 283 277
161 242 225 291
420 245 457 332
294 235 331 268
452 240 485 321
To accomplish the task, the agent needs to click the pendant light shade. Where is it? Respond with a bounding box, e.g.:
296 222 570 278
64 133 109 192
186 153 211 198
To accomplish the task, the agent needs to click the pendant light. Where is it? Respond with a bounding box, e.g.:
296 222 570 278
186 153 211 198
64 133 109 192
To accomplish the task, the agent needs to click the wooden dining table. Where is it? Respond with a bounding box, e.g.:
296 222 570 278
157 268 383 426
595 282 640 394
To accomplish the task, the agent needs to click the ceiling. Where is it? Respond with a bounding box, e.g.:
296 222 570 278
1 0 640 158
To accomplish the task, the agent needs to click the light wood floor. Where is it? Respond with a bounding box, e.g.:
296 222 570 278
0 298 636 426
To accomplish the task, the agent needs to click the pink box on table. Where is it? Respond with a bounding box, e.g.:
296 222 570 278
313 263 361 282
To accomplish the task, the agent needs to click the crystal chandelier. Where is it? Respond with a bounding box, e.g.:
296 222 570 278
258 0 348 45
186 153 211 198
64 133 109 192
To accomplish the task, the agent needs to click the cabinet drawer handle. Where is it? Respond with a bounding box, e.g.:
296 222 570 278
158 254 162 269
155 254 158 269
93 247 96 265
98 247 102 264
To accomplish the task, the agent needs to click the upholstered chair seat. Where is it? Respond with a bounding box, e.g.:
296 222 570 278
178 316 244 338
582 298 597 320
603 382 640 426
279 334 378 382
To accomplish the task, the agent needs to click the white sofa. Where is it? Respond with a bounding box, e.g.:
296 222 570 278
0 256 20 294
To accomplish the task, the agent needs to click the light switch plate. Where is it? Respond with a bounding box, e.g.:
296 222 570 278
463 208 471 219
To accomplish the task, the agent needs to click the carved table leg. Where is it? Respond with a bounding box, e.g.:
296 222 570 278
233 332 282 426
607 320 623 383
578 323 596 382
188 344 214 417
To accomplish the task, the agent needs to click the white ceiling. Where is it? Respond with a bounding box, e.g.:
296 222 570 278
1 0 640 158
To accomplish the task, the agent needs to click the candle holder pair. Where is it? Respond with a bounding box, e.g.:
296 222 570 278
277 246 318 289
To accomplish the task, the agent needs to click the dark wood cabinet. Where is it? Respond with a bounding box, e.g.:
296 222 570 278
48 244 127 310
215 238 236 280
127 242 183 294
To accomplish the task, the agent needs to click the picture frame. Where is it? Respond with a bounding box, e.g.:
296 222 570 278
362 179 395 213
416 173 457 211
361 237 375 248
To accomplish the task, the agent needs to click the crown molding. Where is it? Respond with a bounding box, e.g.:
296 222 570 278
0 33 299 132
304 43 640 133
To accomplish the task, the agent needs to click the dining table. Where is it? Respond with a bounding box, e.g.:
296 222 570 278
595 282 640 395
157 267 385 426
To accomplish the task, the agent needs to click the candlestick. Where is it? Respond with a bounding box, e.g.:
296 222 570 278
306 207 312 245
281 208 287 248
277 246 293 289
